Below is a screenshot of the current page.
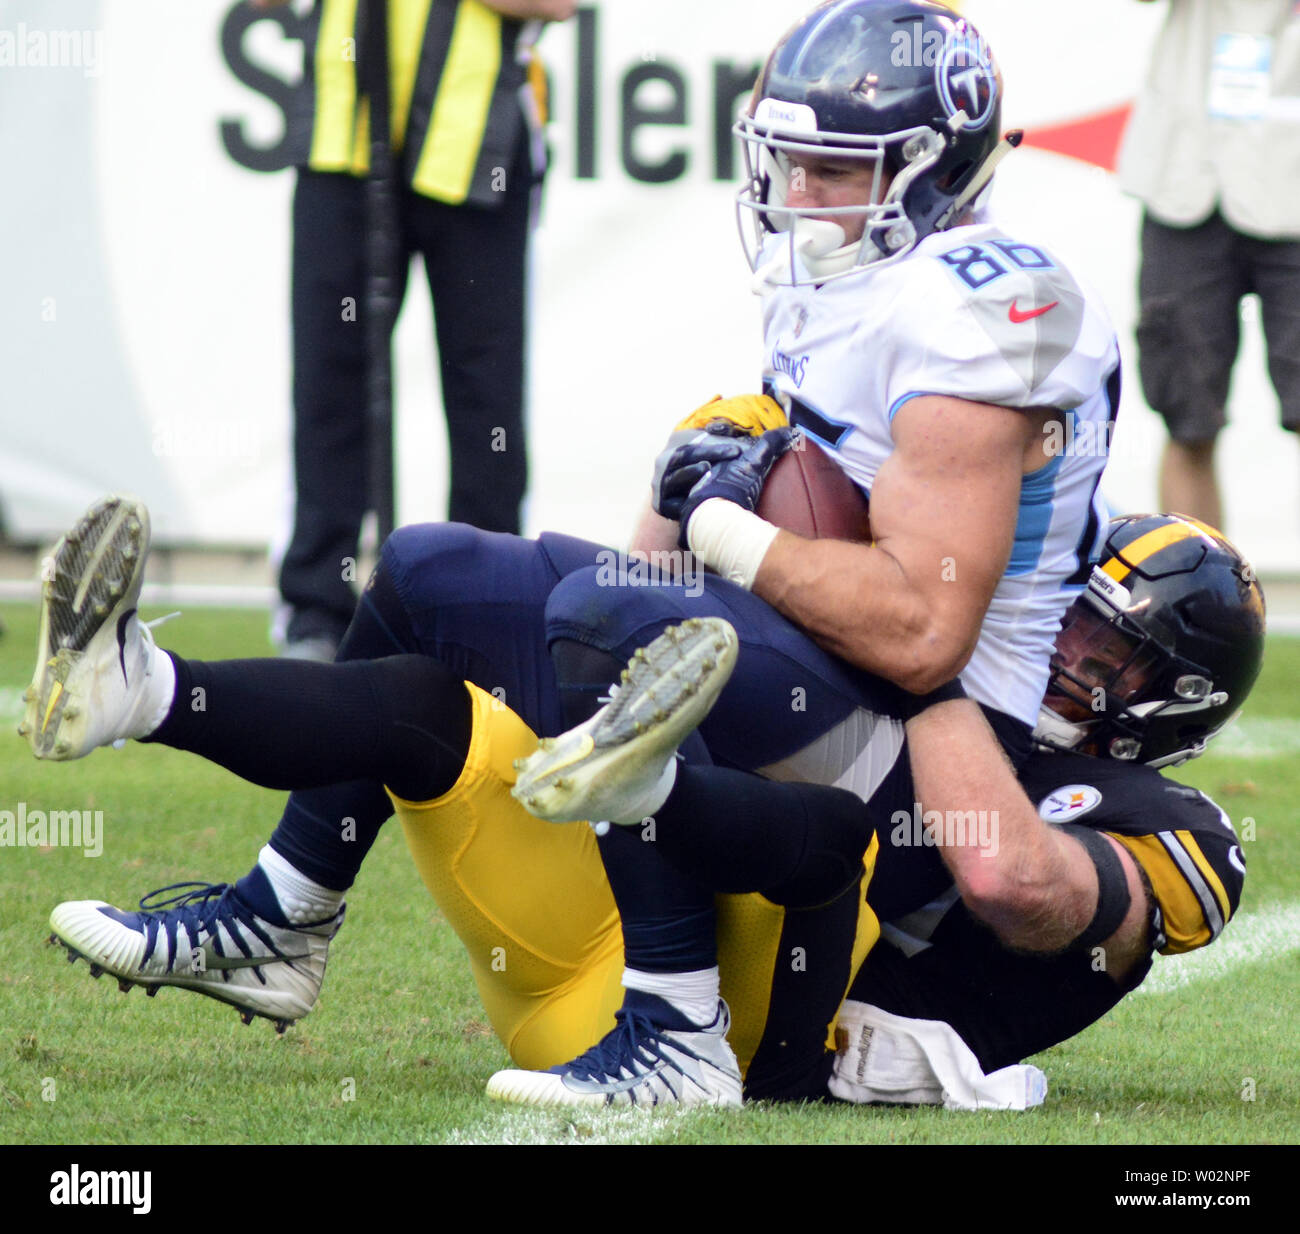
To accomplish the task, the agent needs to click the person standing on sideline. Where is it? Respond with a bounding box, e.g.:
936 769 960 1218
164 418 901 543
1119 0 1300 531
262 0 576 659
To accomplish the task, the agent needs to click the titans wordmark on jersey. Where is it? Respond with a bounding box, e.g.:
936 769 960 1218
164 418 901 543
758 222 1121 728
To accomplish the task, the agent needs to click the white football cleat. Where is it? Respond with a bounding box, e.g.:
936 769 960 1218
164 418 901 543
486 990 743 1109
48 882 343 1032
21 494 173 760
511 617 739 825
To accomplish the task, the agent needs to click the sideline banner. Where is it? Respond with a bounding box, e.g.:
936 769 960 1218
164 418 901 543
2 1 1295 570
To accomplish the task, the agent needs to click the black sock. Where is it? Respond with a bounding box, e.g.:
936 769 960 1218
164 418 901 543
147 652 471 802
654 765 875 908
257 559 424 892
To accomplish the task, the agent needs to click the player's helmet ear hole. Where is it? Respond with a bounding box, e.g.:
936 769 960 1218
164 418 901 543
937 161 973 191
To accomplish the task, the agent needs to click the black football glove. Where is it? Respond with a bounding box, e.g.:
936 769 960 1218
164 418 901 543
676 426 798 548
651 427 750 523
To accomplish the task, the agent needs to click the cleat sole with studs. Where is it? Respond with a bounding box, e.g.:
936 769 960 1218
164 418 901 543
511 618 739 822
22 495 151 760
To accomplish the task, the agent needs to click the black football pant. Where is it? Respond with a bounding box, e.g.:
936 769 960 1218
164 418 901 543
279 144 532 644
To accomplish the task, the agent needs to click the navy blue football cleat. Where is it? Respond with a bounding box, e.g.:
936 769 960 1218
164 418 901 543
486 989 743 1108
48 882 343 1033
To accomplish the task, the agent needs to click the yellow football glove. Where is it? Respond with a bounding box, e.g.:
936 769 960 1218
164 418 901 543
674 393 788 437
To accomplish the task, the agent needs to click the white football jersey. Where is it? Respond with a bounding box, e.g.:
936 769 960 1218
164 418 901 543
758 222 1121 729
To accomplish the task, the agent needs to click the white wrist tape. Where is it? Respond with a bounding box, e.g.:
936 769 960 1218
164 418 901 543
686 498 780 591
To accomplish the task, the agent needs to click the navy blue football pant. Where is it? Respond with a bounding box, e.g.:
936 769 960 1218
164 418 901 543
265 525 977 970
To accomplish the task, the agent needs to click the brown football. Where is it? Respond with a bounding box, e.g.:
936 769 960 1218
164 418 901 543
756 436 872 543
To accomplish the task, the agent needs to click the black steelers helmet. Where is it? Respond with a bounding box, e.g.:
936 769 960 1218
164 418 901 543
1035 514 1267 768
735 0 1012 284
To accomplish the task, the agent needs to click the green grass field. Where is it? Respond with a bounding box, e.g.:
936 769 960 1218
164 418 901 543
2 600 1297 1146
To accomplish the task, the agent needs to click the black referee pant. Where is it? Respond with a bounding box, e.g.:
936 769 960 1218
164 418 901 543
279 142 533 644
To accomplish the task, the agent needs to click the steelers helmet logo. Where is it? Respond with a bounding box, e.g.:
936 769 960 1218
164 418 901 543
935 26 998 132
1038 784 1103 822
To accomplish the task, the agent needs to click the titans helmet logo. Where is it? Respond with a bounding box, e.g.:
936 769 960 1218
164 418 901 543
935 25 998 132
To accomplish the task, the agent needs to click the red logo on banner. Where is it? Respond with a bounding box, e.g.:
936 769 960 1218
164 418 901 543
1020 103 1134 172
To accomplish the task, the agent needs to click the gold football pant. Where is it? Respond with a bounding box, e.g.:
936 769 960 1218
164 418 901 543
392 683 879 1079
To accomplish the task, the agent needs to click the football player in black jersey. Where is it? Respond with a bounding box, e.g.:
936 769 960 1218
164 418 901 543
502 510 1265 1106
829 512 1264 1106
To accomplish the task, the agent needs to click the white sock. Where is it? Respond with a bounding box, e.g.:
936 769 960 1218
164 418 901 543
623 965 721 1027
258 844 345 925
126 636 176 740
609 757 678 825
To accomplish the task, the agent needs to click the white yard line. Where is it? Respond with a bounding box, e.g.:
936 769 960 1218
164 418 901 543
444 1104 705 1146
0 580 277 609
1137 901 1300 995
1212 717 1300 759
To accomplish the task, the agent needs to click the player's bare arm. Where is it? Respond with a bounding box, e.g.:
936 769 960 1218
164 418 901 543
630 503 684 558
480 0 578 19
753 396 1058 693
905 696 1151 980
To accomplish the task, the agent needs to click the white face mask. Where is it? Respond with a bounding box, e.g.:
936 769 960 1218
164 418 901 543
734 99 946 288
734 95 1016 290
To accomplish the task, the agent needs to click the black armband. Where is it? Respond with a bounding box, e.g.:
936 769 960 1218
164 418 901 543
898 678 967 720
1059 825 1132 949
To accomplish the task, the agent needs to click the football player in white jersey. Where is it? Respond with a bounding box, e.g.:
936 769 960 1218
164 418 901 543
742 112 1120 728
662 0 1120 733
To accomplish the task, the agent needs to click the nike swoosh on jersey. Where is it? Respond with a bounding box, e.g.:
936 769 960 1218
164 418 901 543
1008 300 1060 323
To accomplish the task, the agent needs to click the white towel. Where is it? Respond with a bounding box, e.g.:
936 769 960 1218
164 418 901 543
829 1000 1048 1111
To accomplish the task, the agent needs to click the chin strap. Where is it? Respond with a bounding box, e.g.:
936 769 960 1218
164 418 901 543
1032 704 1087 753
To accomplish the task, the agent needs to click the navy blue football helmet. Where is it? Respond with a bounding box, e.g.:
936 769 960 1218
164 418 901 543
1035 514 1267 768
736 0 1008 285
